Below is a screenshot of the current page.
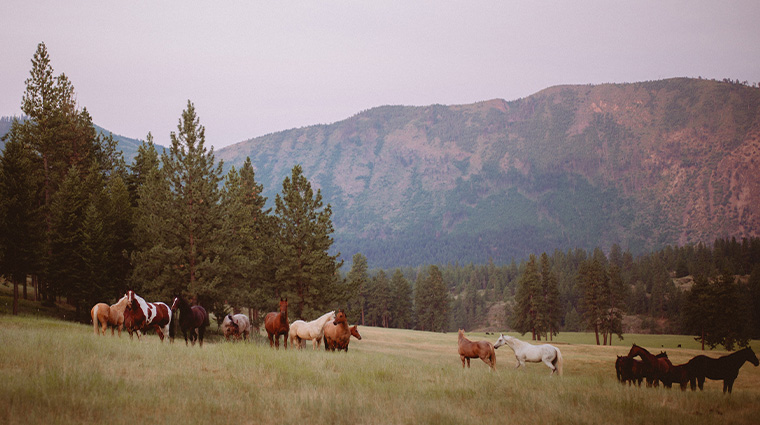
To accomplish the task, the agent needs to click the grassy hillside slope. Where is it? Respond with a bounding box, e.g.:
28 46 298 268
2 315 759 425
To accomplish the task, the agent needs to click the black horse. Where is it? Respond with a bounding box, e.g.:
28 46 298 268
685 347 759 393
170 295 210 347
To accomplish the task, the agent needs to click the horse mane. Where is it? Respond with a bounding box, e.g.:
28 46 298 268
112 295 129 313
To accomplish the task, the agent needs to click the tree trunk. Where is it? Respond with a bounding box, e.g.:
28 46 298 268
13 280 19 315
701 327 705 350
23 275 28 300
594 323 600 345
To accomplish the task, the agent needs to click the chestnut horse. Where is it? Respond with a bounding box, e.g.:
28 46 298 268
685 347 759 393
323 310 361 352
123 290 172 341
170 295 209 347
627 344 671 387
264 298 289 349
91 294 129 336
458 329 495 371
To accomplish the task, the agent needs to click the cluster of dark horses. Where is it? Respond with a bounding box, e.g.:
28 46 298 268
616 344 759 393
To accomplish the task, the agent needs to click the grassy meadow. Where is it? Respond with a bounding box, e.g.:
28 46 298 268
1 315 760 425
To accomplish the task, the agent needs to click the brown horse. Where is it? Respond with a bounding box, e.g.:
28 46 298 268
323 310 361 352
685 347 759 393
627 344 671 387
264 298 289 349
616 355 646 386
458 329 495 371
170 295 209 347
91 294 129 336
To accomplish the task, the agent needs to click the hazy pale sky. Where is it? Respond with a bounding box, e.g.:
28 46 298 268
2 1 759 149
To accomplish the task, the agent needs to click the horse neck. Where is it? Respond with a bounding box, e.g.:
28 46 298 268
112 296 129 313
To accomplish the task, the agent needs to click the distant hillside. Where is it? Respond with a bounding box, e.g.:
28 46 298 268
218 78 760 268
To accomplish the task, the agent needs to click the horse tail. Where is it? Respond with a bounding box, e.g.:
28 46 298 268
490 345 497 370
169 308 176 340
554 347 564 376
91 305 99 335
203 308 210 327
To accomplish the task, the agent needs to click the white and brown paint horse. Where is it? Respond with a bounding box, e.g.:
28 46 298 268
90 294 129 336
123 290 172 341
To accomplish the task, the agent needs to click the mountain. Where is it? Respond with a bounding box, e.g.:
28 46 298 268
217 78 760 268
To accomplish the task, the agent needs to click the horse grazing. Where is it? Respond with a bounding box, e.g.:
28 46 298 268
91 294 129 337
662 363 690 391
289 310 335 350
264 298 289 349
324 310 361 352
494 333 561 375
627 344 671 387
124 290 172 341
170 295 210 347
685 347 759 393
221 313 252 341
459 329 496 371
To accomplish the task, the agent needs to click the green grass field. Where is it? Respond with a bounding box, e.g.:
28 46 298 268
1 314 759 425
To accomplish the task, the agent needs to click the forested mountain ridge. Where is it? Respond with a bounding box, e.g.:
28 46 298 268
218 78 760 268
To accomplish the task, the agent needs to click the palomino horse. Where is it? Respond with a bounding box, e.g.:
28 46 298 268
458 329 496 371
264 298 289 349
289 310 335 350
222 313 252 341
124 290 172 341
494 333 562 375
170 295 210 347
685 347 759 393
91 294 129 337
627 344 671 387
323 310 361 352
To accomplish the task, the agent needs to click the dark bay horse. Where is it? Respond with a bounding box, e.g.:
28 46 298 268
616 355 647 386
685 347 759 393
264 298 289 349
627 344 671 387
458 329 496 371
170 295 209 347
124 290 172 341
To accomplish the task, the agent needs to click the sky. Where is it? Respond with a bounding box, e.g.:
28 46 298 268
2 1 759 150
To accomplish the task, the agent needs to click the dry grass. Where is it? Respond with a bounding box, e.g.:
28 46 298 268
1 316 759 424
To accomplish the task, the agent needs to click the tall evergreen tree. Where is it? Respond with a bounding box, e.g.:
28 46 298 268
414 265 449 332
345 253 369 324
389 268 413 329
539 252 562 341
577 257 609 345
131 101 225 307
274 165 342 319
219 157 273 325
510 254 541 339
0 139 44 313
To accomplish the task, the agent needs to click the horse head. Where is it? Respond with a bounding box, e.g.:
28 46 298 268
333 309 347 325
493 333 510 349
627 344 647 359
745 347 759 366
350 325 361 340
170 296 180 311
278 298 288 314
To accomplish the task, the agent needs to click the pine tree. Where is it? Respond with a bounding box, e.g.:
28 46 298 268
274 165 342 319
131 101 225 307
414 265 449 332
511 254 541 339
539 252 562 341
0 139 44 313
577 257 609 345
389 268 413 328
219 157 273 324
345 253 369 324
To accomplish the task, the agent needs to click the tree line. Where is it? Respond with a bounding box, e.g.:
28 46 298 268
2 43 759 351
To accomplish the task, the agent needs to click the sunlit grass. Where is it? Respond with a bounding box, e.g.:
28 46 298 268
1 316 759 424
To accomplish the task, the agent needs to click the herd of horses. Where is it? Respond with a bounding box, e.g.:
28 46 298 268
92 291 757 393
617 343 759 393
90 292 361 352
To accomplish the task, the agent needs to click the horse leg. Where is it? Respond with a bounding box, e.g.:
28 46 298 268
283 333 288 350
698 377 705 391
543 357 556 375
198 327 205 347
466 357 471 368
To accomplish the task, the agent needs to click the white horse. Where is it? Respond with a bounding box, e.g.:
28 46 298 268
494 334 563 375
288 311 335 350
